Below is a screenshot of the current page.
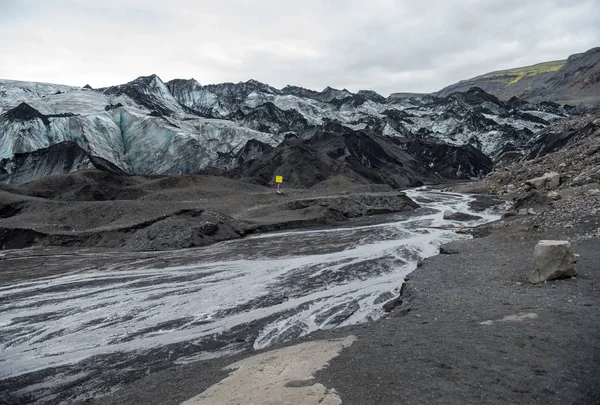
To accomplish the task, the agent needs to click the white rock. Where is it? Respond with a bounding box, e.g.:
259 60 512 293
558 162 567 168
587 188 600 196
527 208 537 215
517 209 529 216
525 172 560 190
529 240 577 283
506 184 516 191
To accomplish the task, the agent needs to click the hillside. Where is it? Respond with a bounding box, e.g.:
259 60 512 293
437 60 565 99
437 47 600 105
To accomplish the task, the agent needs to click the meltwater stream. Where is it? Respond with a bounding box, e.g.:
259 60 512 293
0 189 500 383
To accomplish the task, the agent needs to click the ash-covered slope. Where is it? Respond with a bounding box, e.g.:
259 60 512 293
526 112 600 160
527 47 600 106
0 141 125 185
437 47 600 106
461 111 600 203
436 60 566 100
228 127 492 188
389 137 493 179
0 72 574 185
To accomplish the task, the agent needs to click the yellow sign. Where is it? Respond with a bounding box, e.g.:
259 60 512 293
275 176 283 184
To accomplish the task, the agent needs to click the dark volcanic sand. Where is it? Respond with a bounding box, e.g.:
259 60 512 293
0 171 420 252
85 217 600 405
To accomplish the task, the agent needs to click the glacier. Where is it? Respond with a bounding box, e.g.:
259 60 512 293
0 75 573 182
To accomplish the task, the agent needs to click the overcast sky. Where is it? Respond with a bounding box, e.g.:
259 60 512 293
1 0 599 95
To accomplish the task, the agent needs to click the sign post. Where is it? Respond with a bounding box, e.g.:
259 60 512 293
275 175 283 194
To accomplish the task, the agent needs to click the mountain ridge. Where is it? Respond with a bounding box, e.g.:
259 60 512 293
0 50 589 186
436 47 600 105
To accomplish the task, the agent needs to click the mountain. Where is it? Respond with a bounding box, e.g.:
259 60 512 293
0 72 575 186
437 47 600 106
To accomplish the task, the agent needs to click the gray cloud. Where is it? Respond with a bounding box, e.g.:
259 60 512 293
1 0 598 95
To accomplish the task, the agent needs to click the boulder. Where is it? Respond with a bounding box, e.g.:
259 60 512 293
529 240 577 283
443 210 482 221
525 172 560 190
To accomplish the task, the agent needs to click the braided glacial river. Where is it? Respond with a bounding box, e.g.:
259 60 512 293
0 189 500 400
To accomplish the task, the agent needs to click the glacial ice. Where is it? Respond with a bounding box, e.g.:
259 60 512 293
0 76 569 175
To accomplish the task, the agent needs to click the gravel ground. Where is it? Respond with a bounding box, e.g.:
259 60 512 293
315 219 600 405
86 212 600 405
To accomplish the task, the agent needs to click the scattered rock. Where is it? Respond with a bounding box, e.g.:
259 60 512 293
571 172 596 187
456 224 493 238
513 191 552 211
382 297 402 312
529 240 577 283
525 172 560 190
439 246 459 255
467 195 504 212
547 191 561 200
443 210 482 221
587 188 600 196
451 112 600 240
